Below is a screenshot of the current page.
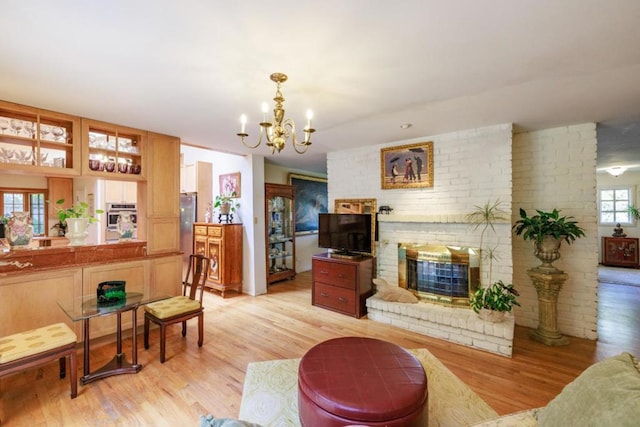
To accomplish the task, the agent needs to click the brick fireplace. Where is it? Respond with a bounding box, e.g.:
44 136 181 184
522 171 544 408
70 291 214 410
366 241 515 357
398 243 480 307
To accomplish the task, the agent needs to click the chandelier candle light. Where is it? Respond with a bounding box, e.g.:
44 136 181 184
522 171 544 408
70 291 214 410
238 73 315 154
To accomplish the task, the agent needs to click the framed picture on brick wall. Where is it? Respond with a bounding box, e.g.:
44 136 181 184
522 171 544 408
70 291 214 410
380 141 434 189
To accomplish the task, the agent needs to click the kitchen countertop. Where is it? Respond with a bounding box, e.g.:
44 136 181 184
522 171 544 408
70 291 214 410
0 239 149 276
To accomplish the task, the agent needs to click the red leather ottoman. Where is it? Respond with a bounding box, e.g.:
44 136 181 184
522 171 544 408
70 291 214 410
298 337 428 427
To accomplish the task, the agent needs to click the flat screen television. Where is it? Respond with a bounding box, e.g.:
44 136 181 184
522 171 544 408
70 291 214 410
318 213 372 255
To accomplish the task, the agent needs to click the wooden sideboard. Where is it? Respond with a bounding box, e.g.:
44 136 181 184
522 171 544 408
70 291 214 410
193 223 243 297
602 237 639 268
312 253 374 318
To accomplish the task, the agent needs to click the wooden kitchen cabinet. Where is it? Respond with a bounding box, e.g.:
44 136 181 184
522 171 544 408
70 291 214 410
312 253 374 318
602 237 639 268
193 222 243 297
81 118 146 180
0 100 81 176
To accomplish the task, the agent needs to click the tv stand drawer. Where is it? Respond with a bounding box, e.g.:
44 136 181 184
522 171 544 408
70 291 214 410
312 261 356 289
313 283 356 315
311 253 374 318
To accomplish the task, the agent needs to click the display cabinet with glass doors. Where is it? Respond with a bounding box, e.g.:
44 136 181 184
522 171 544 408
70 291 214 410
265 183 296 284
82 119 146 180
0 100 80 175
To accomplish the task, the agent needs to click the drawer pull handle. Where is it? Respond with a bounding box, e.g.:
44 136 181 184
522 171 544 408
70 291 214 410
320 292 329 297
319 270 329 275
338 297 348 303
338 274 345 278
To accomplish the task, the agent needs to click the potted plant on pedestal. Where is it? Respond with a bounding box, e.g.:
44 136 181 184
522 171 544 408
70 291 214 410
512 208 585 272
51 199 104 246
512 207 585 346
213 191 239 223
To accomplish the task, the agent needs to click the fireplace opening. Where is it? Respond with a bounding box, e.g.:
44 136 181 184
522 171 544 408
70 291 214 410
398 244 480 307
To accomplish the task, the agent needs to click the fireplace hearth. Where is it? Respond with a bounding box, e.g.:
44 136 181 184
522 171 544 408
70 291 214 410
398 243 480 307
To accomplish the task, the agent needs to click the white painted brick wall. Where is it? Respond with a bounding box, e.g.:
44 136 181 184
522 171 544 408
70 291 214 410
367 296 514 357
327 121 598 345
328 123 514 287
512 124 598 340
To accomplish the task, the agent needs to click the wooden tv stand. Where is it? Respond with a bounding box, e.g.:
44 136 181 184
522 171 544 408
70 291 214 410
312 253 374 318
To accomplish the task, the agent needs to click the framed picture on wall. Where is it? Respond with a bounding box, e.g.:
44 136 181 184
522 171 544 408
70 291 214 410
219 172 241 197
288 173 328 234
380 141 434 189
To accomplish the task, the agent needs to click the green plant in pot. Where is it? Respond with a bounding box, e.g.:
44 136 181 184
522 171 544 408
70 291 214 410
469 280 520 322
466 200 519 321
214 192 239 215
512 208 585 272
50 199 104 245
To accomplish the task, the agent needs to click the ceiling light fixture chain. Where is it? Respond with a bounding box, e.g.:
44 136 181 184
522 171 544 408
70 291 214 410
238 73 315 154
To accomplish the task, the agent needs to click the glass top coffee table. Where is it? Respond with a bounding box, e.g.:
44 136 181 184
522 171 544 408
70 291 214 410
58 292 168 385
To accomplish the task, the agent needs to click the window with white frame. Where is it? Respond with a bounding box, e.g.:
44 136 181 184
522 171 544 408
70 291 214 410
599 187 634 225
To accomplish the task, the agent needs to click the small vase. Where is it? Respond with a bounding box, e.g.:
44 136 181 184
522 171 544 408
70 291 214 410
6 212 33 247
116 211 135 240
65 218 89 246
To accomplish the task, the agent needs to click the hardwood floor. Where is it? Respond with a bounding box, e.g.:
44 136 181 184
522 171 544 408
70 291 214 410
1 271 638 426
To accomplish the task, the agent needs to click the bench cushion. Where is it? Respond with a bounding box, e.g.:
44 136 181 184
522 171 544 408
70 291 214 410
145 296 201 319
0 323 76 364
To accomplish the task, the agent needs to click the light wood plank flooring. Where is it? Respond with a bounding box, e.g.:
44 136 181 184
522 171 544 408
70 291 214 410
1 270 638 426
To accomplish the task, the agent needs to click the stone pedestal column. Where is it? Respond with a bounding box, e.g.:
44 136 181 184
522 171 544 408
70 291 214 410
527 267 570 346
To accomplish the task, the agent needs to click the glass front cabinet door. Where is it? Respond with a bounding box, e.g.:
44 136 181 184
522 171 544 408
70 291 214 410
265 183 296 284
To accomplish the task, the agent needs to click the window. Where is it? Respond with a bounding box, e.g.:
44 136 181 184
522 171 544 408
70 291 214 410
1 189 48 236
599 187 633 225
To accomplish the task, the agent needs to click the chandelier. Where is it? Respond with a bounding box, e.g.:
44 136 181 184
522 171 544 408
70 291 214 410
237 73 315 154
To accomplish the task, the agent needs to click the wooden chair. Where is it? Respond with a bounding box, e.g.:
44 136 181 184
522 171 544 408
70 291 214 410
143 253 210 363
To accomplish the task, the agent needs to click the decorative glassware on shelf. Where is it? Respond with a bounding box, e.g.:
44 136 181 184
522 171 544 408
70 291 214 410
51 126 65 142
0 118 9 134
10 119 24 136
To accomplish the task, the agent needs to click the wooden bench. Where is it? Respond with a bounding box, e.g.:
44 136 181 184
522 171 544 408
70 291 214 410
0 323 78 398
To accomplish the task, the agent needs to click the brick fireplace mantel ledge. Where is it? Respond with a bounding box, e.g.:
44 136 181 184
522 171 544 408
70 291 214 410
366 295 515 357
377 214 511 224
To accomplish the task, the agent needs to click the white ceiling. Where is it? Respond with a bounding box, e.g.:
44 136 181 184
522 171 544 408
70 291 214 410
1 0 639 174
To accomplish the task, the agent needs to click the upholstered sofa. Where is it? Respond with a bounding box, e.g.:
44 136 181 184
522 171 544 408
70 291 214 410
470 352 640 426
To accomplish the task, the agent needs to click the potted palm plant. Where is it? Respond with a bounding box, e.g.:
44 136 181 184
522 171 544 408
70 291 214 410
466 200 519 321
512 208 585 271
51 199 104 246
